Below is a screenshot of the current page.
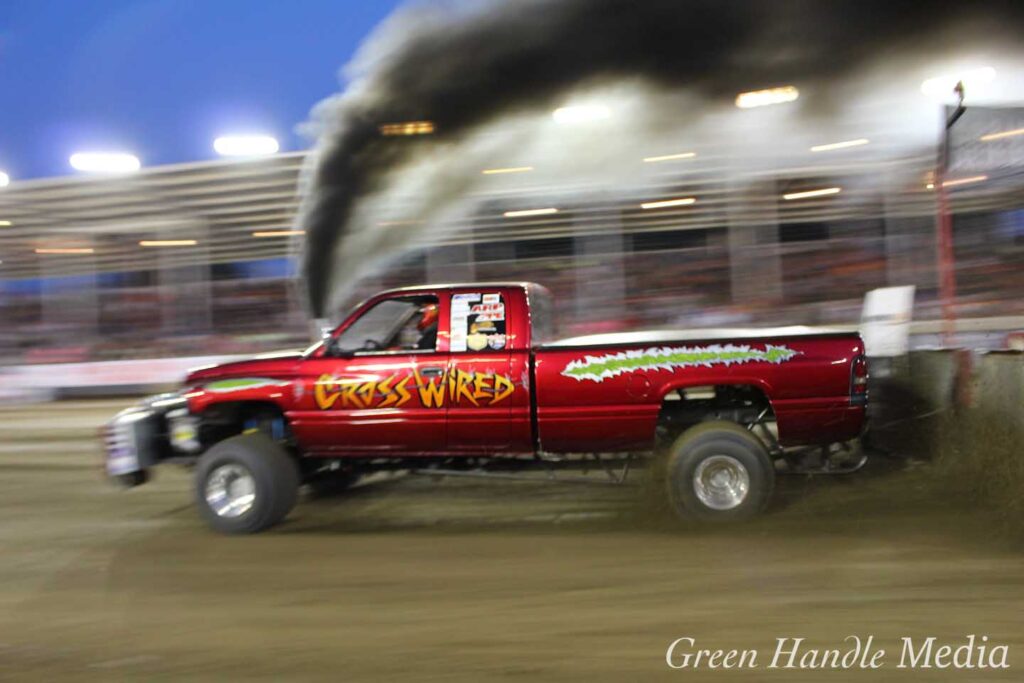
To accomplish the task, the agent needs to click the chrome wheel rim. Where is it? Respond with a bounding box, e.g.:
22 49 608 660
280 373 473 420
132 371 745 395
693 455 750 511
205 463 256 519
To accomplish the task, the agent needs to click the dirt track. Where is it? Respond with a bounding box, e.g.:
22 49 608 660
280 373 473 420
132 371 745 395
1 400 1023 681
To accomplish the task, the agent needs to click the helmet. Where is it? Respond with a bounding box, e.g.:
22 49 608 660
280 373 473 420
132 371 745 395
417 303 439 331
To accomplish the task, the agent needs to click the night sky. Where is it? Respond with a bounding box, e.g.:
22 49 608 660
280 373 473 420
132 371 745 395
0 0 400 180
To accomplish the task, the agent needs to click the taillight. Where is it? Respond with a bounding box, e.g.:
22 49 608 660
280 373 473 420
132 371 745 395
850 355 868 406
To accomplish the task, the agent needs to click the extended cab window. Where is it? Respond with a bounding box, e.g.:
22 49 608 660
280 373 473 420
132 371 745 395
450 292 507 352
527 284 555 345
335 296 439 353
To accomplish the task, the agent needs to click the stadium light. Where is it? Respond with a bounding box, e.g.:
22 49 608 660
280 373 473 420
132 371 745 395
35 247 95 255
735 86 799 109
810 138 869 152
980 128 1024 142
252 230 305 238
552 105 610 124
926 175 987 190
503 207 559 217
640 197 697 210
0 171 9 187
482 166 534 174
782 187 841 200
921 66 995 98
139 240 198 247
377 220 421 227
69 152 140 173
643 152 696 163
379 121 435 136
213 135 279 157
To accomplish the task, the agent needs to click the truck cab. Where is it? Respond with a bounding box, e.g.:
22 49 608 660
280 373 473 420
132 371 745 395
184 283 546 457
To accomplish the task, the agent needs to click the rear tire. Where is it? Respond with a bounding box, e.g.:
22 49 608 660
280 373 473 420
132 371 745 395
194 433 299 534
664 421 774 523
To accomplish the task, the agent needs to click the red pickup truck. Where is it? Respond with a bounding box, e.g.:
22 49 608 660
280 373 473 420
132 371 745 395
103 282 868 534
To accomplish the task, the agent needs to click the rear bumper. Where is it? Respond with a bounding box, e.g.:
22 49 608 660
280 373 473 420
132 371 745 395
775 404 867 446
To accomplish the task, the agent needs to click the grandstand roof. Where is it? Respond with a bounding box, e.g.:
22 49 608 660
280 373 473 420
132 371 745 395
0 145 1019 280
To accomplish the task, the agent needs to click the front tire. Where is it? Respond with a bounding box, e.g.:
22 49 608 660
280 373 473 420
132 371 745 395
194 433 299 534
665 421 774 523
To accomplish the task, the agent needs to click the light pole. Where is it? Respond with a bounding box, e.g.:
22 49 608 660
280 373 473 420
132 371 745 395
934 81 966 346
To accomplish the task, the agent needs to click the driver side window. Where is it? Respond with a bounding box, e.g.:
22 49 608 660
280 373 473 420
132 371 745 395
334 296 439 354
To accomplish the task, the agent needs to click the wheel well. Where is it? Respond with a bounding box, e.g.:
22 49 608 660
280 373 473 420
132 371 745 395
656 384 773 446
199 401 290 444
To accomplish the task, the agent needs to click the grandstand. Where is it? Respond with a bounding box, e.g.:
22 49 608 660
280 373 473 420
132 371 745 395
1 141 1022 365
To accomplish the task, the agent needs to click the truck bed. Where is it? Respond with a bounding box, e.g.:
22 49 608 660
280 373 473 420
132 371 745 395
533 329 865 453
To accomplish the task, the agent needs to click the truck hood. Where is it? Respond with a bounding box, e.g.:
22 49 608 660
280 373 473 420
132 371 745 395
184 349 304 385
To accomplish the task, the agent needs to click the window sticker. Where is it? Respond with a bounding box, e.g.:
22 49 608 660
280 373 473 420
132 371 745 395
470 302 505 321
452 292 507 352
450 293 480 352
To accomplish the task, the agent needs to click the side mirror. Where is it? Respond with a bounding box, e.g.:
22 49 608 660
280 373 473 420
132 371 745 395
323 336 354 359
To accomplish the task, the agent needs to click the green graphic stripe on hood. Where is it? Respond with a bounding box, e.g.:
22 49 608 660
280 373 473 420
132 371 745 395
562 344 800 382
204 377 284 393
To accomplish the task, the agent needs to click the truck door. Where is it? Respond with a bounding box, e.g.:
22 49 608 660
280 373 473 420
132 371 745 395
290 294 448 455
444 290 515 453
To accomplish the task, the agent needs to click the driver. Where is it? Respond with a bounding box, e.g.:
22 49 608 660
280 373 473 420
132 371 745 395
415 303 439 350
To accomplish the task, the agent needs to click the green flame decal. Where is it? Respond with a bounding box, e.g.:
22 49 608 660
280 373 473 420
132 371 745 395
204 377 283 393
562 343 800 382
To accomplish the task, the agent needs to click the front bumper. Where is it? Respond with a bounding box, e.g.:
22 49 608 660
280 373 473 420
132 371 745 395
102 393 191 486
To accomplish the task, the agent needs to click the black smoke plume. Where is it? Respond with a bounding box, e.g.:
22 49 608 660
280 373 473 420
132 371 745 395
298 0 1024 316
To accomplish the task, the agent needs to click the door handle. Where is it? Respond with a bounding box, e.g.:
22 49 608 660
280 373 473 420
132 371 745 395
420 367 445 377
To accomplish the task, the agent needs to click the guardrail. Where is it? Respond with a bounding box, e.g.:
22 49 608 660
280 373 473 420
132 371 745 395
0 355 243 401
